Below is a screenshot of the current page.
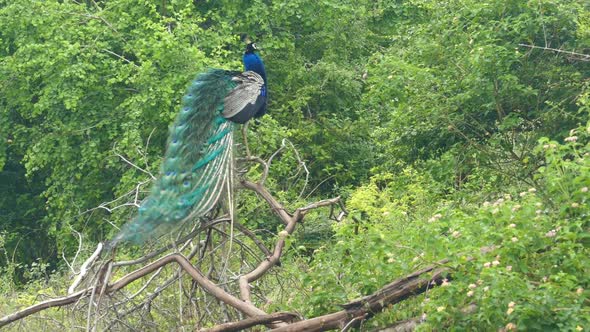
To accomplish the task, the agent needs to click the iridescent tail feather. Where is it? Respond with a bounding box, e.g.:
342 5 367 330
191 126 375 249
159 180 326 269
111 69 238 245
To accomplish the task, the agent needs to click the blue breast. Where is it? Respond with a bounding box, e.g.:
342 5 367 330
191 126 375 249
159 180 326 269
243 53 267 87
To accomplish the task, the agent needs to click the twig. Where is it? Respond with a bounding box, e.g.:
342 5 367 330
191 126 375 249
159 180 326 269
114 151 156 179
283 139 310 199
101 49 140 67
234 222 272 257
518 44 590 61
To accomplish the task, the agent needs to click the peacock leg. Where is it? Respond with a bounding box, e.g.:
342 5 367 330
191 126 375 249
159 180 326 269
241 122 251 157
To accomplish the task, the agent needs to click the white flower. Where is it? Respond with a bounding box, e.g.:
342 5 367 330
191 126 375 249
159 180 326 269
483 262 491 268
467 290 474 297
468 283 477 289
492 208 500 215
278 230 289 238
545 229 557 237
511 204 521 212
565 136 578 142
483 286 489 292
452 231 461 238
508 301 516 308
506 265 513 271
519 192 527 197
576 288 584 295
543 144 550 149
571 202 580 208
429 213 443 223
528 188 537 193
536 209 543 215
511 237 518 242
507 307 514 315
506 322 517 330
437 306 445 312
483 201 491 207
508 223 516 228
441 278 451 287
535 202 543 207
581 187 588 193
492 260 500 266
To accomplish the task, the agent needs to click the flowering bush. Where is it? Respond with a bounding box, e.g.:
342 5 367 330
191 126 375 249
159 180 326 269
280 123 590 330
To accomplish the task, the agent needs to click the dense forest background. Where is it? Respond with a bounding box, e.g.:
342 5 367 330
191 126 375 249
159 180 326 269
0 0 589 330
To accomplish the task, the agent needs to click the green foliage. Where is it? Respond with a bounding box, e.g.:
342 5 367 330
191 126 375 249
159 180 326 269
1 0 589 330
283 123 590 330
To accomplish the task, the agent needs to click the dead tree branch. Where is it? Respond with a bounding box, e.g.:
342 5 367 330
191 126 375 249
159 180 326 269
0 289 91 328
1 136 347 330
269 262 450 332
200 312 299 332
107 253 268 317
238 179 343 304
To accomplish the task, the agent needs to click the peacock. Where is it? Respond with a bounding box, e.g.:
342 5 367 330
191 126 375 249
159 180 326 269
110 42 267 245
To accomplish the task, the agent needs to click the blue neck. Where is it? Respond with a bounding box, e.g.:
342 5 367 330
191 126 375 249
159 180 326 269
243 53 267 86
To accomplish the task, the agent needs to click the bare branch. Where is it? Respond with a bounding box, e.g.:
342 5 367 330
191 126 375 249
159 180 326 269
114 151 156 179
0 289 91 328
518 44 590 61
107 253 268 317
200 312 299 332
101 49 140 67
268 263 450 332
69 243 104 294
238 176 344 306
113 216 230 267
234 221 272 258
283 139 310 199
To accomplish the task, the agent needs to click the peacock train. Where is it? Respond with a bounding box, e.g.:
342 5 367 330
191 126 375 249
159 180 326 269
110 41 267 246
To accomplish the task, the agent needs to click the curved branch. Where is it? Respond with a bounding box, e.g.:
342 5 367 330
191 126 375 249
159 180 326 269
108 253 268 317
113 216 230 267
0 289 91 328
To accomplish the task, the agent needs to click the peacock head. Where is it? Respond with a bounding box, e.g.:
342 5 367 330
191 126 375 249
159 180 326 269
245 42 258 54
